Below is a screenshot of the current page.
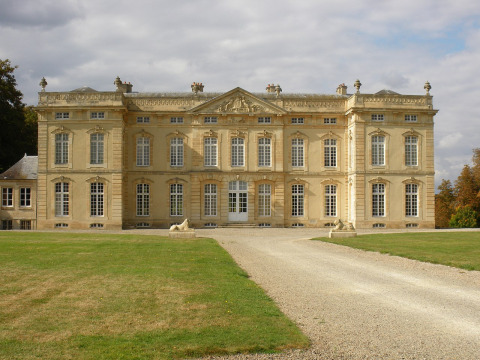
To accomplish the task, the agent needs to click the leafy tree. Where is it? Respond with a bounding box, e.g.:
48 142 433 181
435 179 455 228
0 59 37 172
454 165 480 211
449 205 478 228
472 148 480 189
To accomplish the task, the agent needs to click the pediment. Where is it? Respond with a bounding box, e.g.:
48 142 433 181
188 87 287 115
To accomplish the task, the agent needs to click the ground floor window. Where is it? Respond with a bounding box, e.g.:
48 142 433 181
325 184 337 217
136 184 150 216
90 182 104 217
405 183 418 217
204 184 217 216
258 184 271 217
372 183 385 217
20 220 32 230
55 182 69 216
291 184 304 217
2 220 12 230
170 184 183 216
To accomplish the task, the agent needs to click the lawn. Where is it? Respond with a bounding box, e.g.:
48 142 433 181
0 232 308 360
317 231 480 271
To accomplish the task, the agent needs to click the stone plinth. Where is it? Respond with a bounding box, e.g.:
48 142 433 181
329 230 357 238
169 230 196 239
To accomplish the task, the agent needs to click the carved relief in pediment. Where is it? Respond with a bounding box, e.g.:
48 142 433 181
215 95 265 114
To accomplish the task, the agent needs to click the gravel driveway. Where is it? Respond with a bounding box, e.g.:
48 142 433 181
192 228 480 360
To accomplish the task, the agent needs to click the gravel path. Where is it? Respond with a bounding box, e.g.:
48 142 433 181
191 228 480 360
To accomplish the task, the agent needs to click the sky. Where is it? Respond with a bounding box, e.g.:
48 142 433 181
1 0 480 188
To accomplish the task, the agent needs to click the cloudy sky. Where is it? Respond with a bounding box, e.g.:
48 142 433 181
1 0 480 188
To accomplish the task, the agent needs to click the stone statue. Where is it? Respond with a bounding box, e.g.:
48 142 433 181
169 219 191 231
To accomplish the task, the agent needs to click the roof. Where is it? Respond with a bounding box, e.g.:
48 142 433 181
0 155 38 180
375 89 401 95
71 86 98 92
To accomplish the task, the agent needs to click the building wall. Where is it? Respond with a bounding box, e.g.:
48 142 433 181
33 84 437 230
0 180 37 230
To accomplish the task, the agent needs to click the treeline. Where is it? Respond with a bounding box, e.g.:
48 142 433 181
0 59 38 173
435 148 480 228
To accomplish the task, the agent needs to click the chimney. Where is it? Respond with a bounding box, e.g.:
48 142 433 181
114 76 133 93
336 83 347 95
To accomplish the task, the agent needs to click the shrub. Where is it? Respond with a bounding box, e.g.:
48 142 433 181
449 205 478 228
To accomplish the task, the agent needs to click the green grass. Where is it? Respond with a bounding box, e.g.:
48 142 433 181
317 232 480 271
0 232 308 360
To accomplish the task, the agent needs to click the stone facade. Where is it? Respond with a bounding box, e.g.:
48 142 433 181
5 78 437 230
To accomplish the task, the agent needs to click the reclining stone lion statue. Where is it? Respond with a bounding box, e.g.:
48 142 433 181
169 219 191 232
334 219 355 231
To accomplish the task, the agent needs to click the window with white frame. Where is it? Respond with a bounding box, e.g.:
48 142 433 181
325 185 337 217
170 138 184 167
90 133 104 165
324 118 337 124
258 117 271 124
204 137 218 166
291 184 304 217
372 183 385 217
20 187 31 207
292 138 304 167
170 117 184 124
91 112 105 119
204 184 217 216
136 183 150 216
90 182 104 217
2 188 13 207
291 117 304 124
55 133 69 164
324 139 337 167
231 137 245 167
258 183 271 217
204 116 218 124
258 138 271 167
55 182 69 216
136 137 150 166
405 114 417 122
55 112 69 119
405 136 418 166
405 183 418 217
136 116 150 123
170 184 183 216
371 135 385 166
371 114 384 121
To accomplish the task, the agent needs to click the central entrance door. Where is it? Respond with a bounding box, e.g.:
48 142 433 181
228 181 248 222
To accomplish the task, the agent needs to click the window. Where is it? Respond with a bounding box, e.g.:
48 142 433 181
405 183 418 217
405 136 418 166
258 117 271 124
2 220 13 230
325 185 337 217
20 220 32 230
55 133 69 164
371 114 384 121
204 184 217 216
231 138 245 167
258 184 271 217
405 114 417 122
55 112 69 119
90 223 104 229
55 182 69 217
373 223 386 228
136 222 150 228
406 223 418 228
170 117 184 124
371 135 385 166
324 118 337 124
204 116 218 124
170 184 183 216
90 182 104 217
136 137 150 166
170 138 184 167
136 184 150 216
372 183 385 217
90 112 105 119
291 184 304 217
55 223 68 228
90 133 104 165
204 138 217 166
258 138 271 167
292 138 304 167
291 117 304 124
20 187 31 207
2 188 13 207
324 139 337 167
136 116 150 123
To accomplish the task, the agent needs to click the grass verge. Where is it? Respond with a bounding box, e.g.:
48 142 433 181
316 232 480 271
0 232 308 360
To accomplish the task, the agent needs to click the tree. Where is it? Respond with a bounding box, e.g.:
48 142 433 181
435 179 455 228
454 165 480 211
0 59 37 172
449 205 478 228
472 148 480 189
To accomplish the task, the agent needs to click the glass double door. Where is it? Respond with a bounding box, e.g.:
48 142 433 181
228 181 248 222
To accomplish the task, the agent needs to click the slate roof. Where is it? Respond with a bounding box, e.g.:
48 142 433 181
0 155 38 180
375 89 401 95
